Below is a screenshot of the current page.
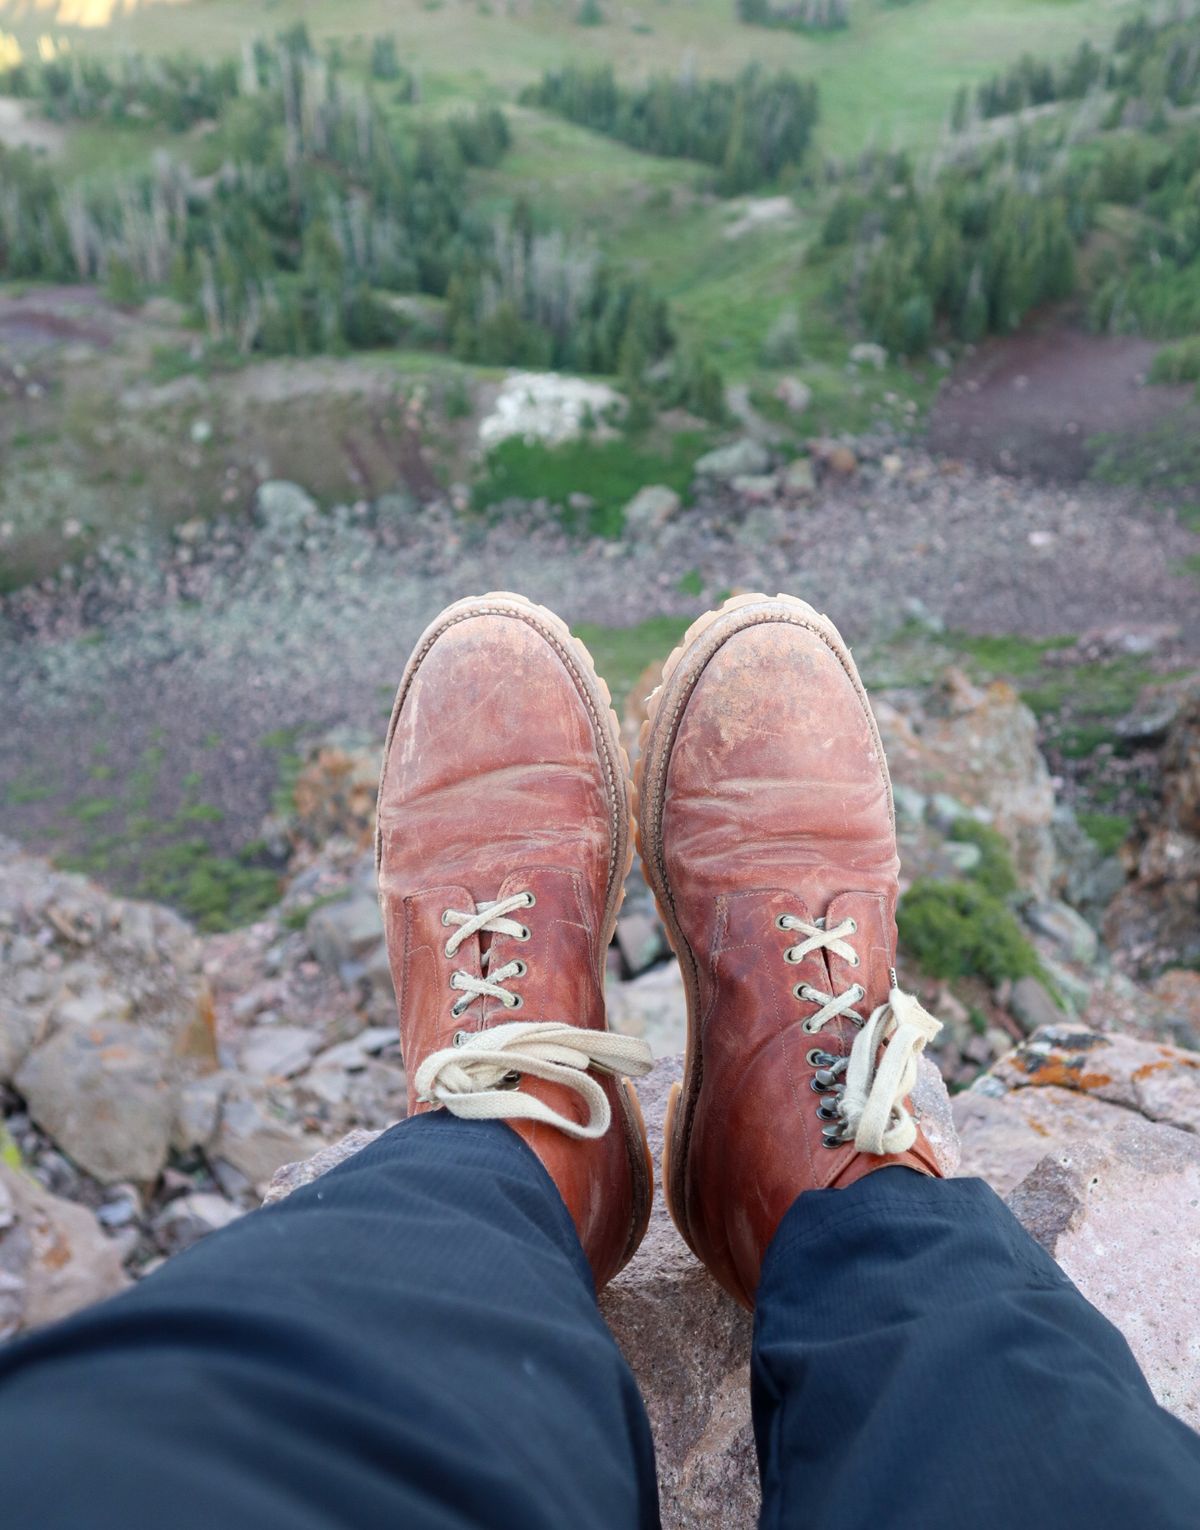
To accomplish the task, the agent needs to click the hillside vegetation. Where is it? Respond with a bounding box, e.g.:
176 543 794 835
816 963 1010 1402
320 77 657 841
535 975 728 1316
2 0 1198 595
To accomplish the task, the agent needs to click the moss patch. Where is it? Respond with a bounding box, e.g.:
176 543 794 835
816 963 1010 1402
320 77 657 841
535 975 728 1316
472 431 710 538
1077 810 1133 856
949 818 1019 900
571 615 691 707
897 879 1042 985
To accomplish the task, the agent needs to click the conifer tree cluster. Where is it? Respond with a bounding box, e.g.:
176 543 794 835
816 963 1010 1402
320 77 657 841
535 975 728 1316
824 151 1085 355
446 206 675 375
956 13 1200 129
521 63 818 193
736 0 849 34
0 29 677 373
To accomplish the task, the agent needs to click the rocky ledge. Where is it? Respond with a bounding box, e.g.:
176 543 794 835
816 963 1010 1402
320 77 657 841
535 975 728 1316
264 1029 1200 1529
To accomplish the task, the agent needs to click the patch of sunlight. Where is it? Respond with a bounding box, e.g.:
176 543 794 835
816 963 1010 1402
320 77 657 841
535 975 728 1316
0 0 189 29
0 29 20 65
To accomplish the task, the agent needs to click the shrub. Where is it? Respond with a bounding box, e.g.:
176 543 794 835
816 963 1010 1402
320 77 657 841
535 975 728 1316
737 0 850 34
1149 337 1200 387
949 819 1019 900
897 879 1042 983
760 308 803 366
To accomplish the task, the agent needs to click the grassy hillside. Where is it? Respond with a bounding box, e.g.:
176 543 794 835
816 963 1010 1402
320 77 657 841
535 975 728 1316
0 0 1141 157
3 0 1197 590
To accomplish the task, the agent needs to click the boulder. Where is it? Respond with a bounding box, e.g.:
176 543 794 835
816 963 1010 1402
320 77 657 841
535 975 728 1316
773 377 812 416
264 1127 390 1205
811 440 858 478
1008 975 1063 1035
478 373 624 449
623 485 682 538
614 906 669 979
0 839 221 1183
240 1024 322 1080
0 997 42 1086
1149 968 1200 1046
212 1088 313 1196
954 1025 1200 1430
288 733 380 851
307 894 385 973
172 1072 229 1155
693 439 771 484
778 457 816 499
255 480 319 539
1006 1121 1200 1432
0 1162 130 1339
153 1192 245 1256
874 673 1056 893
606 962 689 1057
15 1023 177 1185
1023 899 1100 965
1104 684 1200 974
729 473 778 505
849 342 887 370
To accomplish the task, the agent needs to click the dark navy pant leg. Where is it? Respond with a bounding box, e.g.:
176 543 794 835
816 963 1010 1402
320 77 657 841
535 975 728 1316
753 1168 1200 1530
0 1113 659 1530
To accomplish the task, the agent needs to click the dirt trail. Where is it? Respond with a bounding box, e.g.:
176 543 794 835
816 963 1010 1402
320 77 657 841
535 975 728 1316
928 316 1200 482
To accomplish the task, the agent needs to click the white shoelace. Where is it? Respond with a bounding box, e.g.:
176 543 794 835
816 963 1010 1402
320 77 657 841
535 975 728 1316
415 1021 654 1139
415 892 653 1139
443 892 535 1016
779 915 942 1155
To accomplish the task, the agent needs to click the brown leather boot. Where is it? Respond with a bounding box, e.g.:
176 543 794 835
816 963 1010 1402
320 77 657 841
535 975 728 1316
376 593 654 1290
635 593 943 1309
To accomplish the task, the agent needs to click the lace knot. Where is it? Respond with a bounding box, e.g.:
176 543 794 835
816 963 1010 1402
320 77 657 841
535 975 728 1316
414 1021 653 1139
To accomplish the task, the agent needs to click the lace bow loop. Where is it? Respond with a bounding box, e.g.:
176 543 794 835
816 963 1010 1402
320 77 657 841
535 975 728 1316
414 1021 654 1140
840 987 942 1155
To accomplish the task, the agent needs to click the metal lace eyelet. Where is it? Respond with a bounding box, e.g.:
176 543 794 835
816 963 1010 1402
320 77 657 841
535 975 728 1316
516 926 531 941
775 913 791 930
817 1095 841 1122
783 947 801 965
443 942 455 959
801 1020 817 1034
511 959 527 977
451 999 468 1018
812 1067 838 1090
441 910 452 926
848 953 861 968
846 918 857 934
852 984 865 1002
793 983 810 1002
523 892 536 908
821 1131 845 1149
506 993 523 1010
806 1048 827 1067
452 1029 468 1047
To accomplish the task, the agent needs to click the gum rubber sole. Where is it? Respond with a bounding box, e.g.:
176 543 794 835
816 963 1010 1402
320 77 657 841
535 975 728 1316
633 592 895 1265
376 591 653 1278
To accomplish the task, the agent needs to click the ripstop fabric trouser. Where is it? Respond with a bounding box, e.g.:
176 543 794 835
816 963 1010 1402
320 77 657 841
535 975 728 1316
1 1111 1198 1528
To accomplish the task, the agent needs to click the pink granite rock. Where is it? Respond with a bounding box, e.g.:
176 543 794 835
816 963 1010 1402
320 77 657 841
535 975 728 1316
955 1024 1200 1432
0 1164 130 1339
984 1026 1200 1134
1007 1121 1200 1432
